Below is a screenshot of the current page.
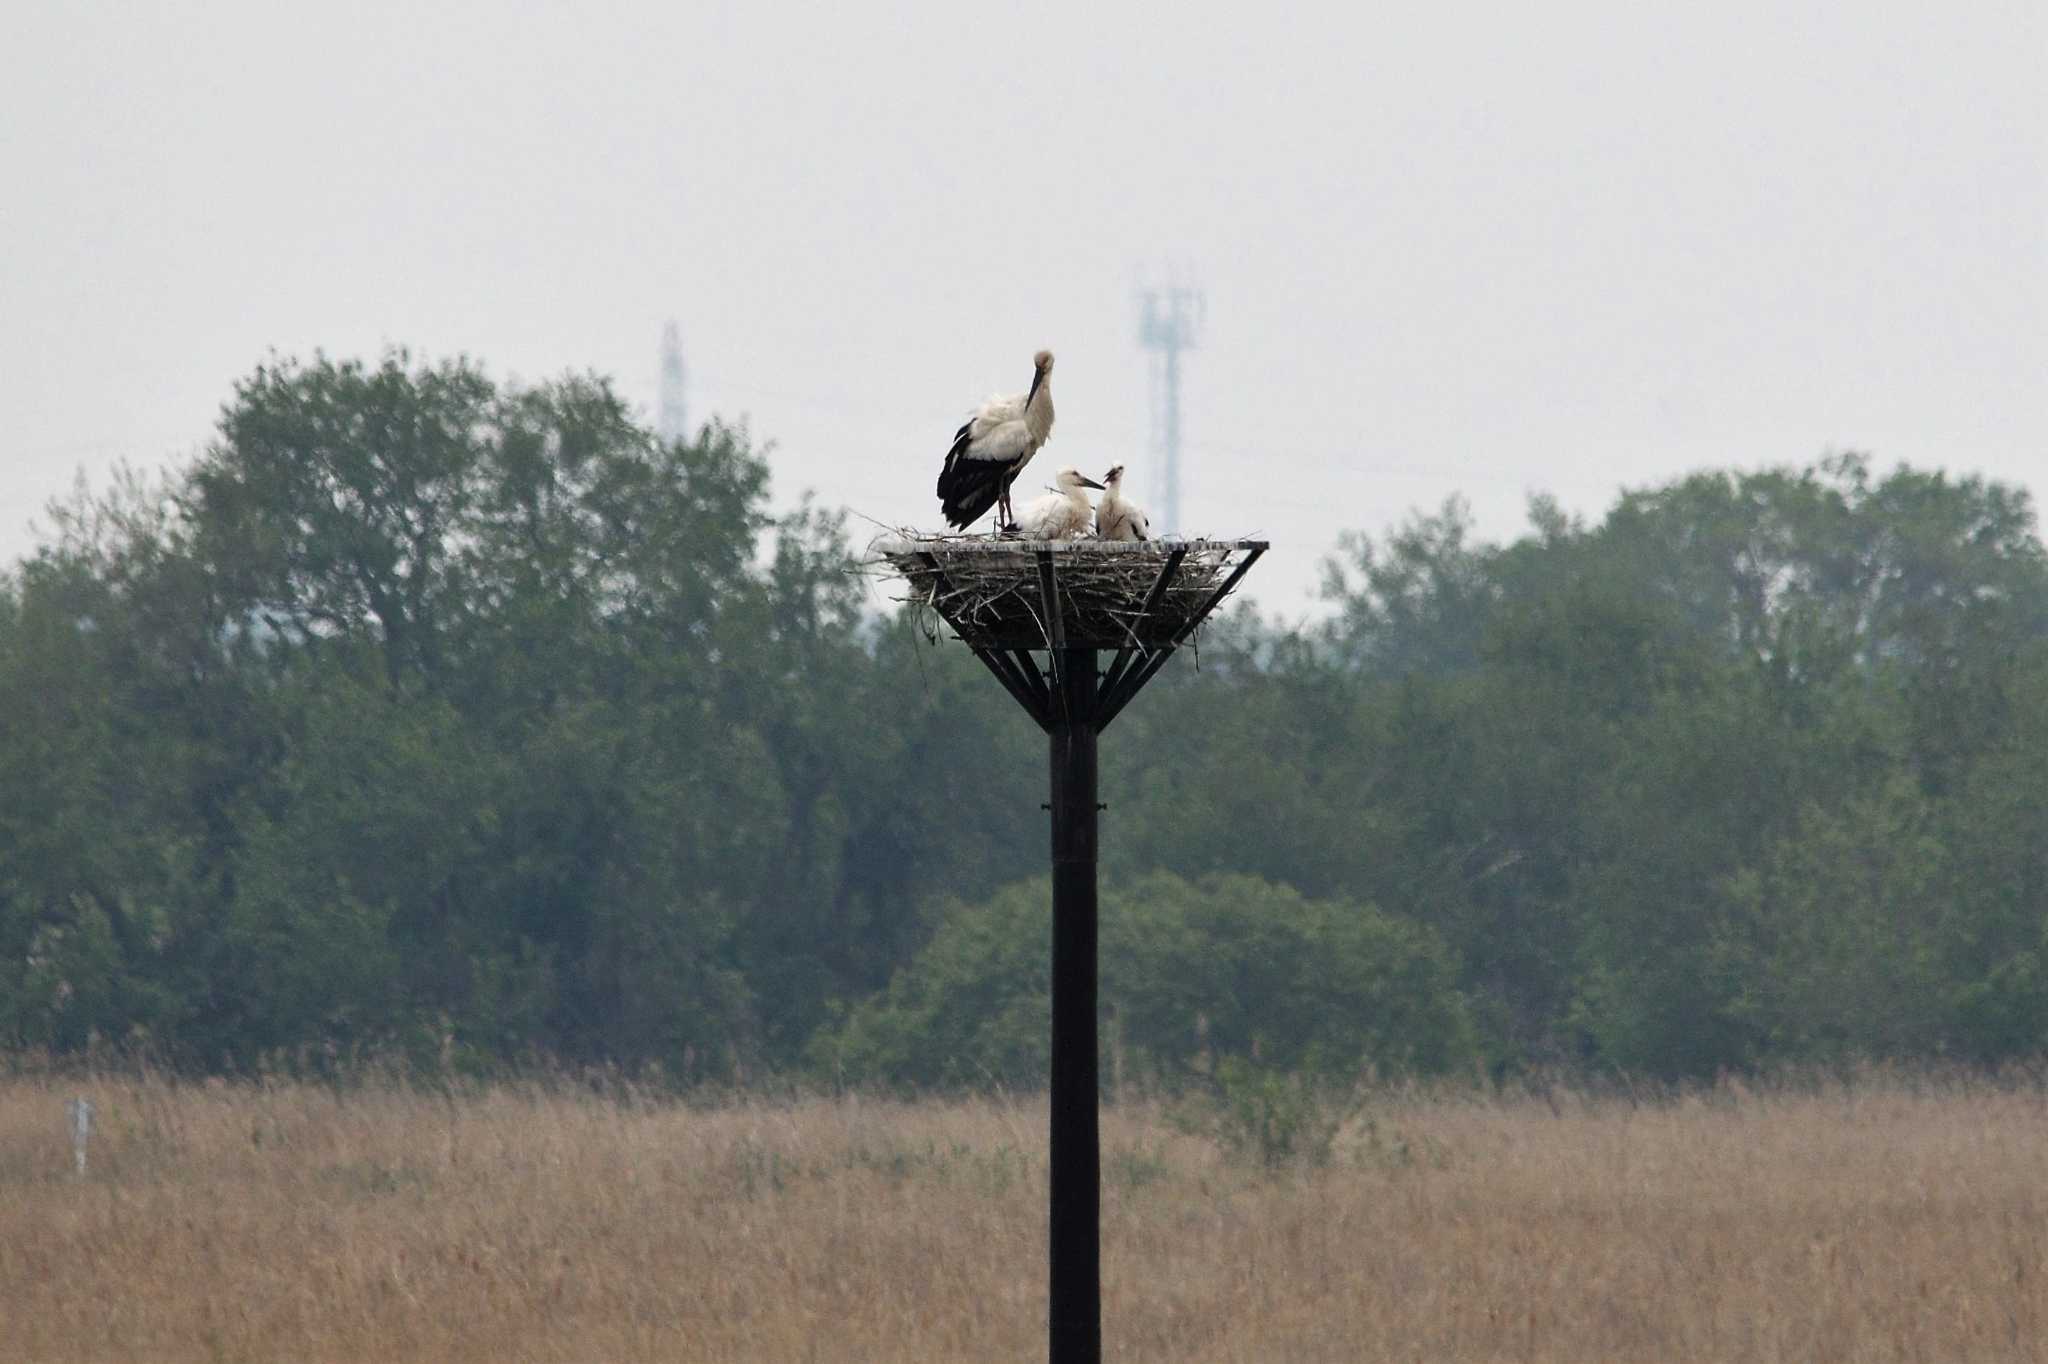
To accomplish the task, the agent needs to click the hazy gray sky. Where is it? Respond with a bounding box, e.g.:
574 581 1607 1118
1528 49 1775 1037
5 2 2042 613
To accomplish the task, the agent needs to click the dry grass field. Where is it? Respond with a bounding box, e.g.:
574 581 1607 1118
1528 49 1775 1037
4 1067 2048 1362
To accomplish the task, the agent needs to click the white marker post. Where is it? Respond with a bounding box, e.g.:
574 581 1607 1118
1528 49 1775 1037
67 1097 94 1178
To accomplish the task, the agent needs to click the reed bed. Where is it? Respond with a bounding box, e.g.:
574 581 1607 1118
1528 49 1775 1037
3 1069 2046 1361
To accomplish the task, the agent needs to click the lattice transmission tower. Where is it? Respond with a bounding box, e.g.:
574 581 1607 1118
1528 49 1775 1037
657 321 688 444
1137 285 1203 535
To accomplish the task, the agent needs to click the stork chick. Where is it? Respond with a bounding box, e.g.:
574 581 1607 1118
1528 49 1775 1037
1094 464 1150 541
1014 466 1104 541
936 350 1056 532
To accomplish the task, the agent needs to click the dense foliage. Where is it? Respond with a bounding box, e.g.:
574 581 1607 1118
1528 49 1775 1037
5 351 2046 1083
812 872 1475 1090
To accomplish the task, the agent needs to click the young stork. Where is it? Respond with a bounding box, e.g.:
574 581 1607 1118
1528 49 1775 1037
1094 463 1150 541
1014 466 1104 541
936 350 1056 532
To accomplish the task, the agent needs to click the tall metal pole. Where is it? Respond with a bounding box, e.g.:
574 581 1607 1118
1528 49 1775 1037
1046 646 1100 1364
884 539 1265 1364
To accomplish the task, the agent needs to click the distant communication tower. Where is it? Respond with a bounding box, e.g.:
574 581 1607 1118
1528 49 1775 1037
657 321 688 444
1137 286 1203 536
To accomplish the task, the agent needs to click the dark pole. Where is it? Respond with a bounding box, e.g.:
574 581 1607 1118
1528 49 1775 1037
1047 645 1100 1364
888 540 1262 1362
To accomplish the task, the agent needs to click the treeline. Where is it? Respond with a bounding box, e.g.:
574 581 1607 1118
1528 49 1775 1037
4 352 2047 1085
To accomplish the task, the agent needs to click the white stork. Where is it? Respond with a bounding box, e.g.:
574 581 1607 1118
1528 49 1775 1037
936 350 1056 532
1094 464 1150 541
1014 466 1104 541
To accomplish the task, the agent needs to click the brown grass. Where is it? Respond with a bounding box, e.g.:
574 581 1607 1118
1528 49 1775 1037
4 1068 2047 1361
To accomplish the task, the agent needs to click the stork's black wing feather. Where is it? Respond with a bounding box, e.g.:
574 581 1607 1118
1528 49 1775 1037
937 456 1013 529
935 420 976 495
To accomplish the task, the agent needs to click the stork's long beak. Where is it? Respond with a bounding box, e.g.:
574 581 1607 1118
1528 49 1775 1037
1077 476 1105 491
1024 370 1043 407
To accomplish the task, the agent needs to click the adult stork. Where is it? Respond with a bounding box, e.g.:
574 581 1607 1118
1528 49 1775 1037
936 350 1055 532
1094 463 1150 541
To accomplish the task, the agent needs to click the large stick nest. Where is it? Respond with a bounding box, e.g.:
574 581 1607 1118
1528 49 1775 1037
871 536 1268 651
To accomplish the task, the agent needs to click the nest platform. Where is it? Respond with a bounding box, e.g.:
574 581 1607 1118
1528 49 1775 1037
875 538 1268 652
875 537 1268 731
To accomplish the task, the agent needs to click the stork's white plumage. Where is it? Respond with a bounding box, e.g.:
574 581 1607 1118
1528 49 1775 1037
1014 466 1104 541
1094 464 1150 541
936 350 1056 531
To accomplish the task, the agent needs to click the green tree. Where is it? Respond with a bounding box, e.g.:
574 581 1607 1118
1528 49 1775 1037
1321 497 1498 678
0 482 223 1053
1933 655 2048 1061
813 871 1475 1091
184 353 493 689
1723 778 1953 1061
